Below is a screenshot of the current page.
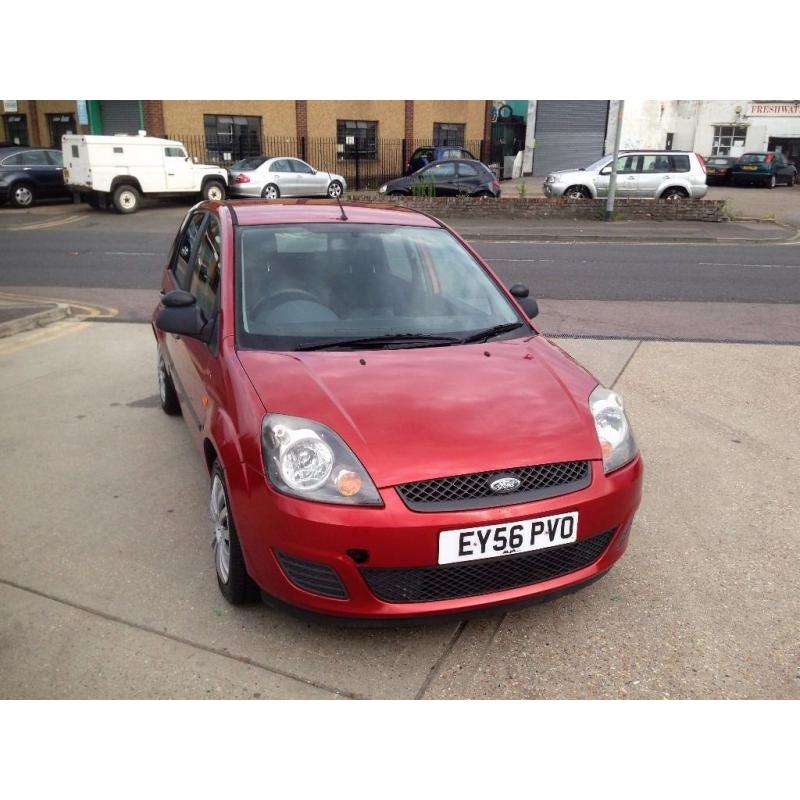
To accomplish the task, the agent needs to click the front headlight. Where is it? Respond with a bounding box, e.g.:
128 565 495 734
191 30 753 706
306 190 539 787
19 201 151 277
379 184 387 193
261 413 383 506
545 175 557 184
589 386 637 474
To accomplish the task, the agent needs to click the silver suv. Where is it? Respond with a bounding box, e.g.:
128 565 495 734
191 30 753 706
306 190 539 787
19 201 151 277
543 151 708 200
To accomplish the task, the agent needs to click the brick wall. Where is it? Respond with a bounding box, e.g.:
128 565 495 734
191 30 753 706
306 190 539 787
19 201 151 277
143 101 165 137
344 196 730 222
295 101 308 140
404 100 414 141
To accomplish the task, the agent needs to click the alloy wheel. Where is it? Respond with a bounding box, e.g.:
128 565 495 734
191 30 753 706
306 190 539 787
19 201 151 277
210 475 231 584
327 182 342 198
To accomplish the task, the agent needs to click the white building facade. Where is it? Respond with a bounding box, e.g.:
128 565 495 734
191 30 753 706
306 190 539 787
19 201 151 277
523 99 800 175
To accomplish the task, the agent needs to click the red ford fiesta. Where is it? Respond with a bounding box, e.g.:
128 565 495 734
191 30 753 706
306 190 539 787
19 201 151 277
152 199 643 621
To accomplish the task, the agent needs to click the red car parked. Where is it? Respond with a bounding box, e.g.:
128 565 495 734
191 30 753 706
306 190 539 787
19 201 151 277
153 199 643 621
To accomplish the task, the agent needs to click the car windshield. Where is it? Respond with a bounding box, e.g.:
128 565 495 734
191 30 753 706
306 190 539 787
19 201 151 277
231 156 267 170
235 223 526 350
707 158 731 165
739 154 768 163
583 155 612 172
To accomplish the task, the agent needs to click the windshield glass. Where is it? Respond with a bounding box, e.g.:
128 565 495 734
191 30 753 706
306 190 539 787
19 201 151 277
739 153 768 164
235 224 526 350
231 156 267 170
707 157 731 165
583 155 612 172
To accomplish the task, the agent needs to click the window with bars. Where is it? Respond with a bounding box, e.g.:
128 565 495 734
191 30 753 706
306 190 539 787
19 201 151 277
433 122 465 147
3 114 28 146
336 119 377 160
203 114 262 163
711 125 748 156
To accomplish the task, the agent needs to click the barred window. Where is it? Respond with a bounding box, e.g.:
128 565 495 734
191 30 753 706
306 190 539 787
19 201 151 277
433 122 465 147
336 119 377 160
203 114 262 163
711 125 747 156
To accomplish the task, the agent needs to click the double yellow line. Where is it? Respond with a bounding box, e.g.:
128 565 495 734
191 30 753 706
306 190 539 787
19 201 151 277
4 213 87 232
0 291 118 356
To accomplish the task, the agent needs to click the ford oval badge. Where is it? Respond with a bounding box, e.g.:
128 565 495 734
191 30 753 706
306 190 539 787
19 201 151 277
489 476 521 493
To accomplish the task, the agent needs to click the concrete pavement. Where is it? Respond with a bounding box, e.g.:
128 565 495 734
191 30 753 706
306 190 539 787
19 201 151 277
0 321 797 699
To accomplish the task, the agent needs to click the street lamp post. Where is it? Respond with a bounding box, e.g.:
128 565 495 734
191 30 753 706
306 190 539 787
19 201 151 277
604 100 625 222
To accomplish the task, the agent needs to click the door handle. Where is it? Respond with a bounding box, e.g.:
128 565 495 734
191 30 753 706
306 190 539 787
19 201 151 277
167 172 175 176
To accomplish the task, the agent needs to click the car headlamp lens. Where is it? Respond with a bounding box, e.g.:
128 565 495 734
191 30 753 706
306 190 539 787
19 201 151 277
262 414 382 506
589 386 637 474
379 184 387 193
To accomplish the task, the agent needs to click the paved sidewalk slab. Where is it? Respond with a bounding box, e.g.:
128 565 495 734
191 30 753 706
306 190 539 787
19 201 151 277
425 340 800 698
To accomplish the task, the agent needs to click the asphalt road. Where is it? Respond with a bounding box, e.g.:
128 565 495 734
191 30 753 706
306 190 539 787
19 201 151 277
1 205 798 340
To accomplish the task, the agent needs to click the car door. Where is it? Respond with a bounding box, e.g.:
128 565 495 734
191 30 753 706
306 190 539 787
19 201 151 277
161 210 207 420
164 145 194 191
289 158 326 196
21 149 62 194
269 158 297 196
418 161 458 196
595 154 639 198
637 154 670 197
43 150 69 195
456 161 483 195
172 215 223 437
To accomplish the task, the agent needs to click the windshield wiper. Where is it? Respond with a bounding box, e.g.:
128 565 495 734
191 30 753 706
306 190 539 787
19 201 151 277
296 333 462 351
460 322 525 344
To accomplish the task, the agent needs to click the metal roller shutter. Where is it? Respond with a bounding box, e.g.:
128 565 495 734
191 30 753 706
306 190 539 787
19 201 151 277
99 101 142 134
532 101 609 176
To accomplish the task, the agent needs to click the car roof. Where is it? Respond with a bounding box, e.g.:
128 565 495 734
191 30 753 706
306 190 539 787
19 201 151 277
218 199 443 228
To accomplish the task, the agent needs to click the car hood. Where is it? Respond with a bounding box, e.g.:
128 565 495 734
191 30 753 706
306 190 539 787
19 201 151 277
547 167 597 179
236 336 601 488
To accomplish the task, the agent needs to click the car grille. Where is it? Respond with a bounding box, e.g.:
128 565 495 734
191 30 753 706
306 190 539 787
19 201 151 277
276 552 348 599
360 529 613 603
396 460 591 512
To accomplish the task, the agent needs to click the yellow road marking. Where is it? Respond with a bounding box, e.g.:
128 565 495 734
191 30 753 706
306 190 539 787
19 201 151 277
0 319 91 357
5 213 88 232
0 291 118 319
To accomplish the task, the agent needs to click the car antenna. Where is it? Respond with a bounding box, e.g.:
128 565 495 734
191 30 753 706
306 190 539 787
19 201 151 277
327 171 347 221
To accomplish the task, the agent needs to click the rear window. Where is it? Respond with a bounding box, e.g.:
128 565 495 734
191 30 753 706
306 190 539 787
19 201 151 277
671 154 690 172
707 157 731 166
739 153 768 163
231 156 267 170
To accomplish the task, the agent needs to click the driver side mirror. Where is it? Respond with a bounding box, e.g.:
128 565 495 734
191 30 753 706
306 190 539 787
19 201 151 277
156 290 210 340
509 283 539 318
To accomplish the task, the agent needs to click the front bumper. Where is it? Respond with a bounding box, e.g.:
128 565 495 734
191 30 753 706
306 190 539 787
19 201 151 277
543 181 568 197
228 454 644 619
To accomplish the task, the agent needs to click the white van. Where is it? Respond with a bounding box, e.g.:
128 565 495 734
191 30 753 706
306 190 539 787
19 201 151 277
62 133 228 213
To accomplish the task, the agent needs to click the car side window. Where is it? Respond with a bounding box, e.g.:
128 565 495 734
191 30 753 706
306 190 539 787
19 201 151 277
21 150 49 166
290 160 314 174
165 146 187 158
614 155 640 174
423 162 456 180
457 162 479 178
190 217 222 321
641 155 671 173
670 155 690 172
172 211 206 289
45 150 63 167
1 153 24 166
271 159 291 172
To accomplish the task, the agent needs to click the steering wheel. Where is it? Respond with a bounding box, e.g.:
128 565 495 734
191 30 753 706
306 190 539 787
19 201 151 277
250 288 326 319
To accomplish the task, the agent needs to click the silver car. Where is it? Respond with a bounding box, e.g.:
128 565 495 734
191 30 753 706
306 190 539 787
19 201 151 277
228 156 347 199
543 151 708 200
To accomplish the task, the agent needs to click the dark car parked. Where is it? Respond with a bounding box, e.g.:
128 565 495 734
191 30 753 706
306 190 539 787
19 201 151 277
731 152 796 188
704 156 738 185
0 146 72 208
405 145 477 175
380 159 501 198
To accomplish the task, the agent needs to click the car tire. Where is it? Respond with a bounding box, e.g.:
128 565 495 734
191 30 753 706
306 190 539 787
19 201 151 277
661 187 688 201
9 182 35 208
768 175 776 189
788 174 796 187
564 185 591 200
210 460 257 605
112 184 140 214
327 180 343 198
261 183 280 199
157 355 181 416
387 191 406 196
202 180 226 202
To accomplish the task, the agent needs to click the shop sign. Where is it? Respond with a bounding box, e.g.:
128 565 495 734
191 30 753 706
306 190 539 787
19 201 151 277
3 100 18 113
747 102 800 116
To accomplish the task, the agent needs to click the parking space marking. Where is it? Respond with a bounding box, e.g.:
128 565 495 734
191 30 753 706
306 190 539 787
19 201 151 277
5 213 88 232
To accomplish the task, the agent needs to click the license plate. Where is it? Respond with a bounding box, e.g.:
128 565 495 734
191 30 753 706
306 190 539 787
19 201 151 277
742 165 758 171
438 511 578 565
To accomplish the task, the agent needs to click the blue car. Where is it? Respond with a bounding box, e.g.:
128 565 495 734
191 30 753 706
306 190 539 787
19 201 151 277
0 146 71 208
404 145 477 175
